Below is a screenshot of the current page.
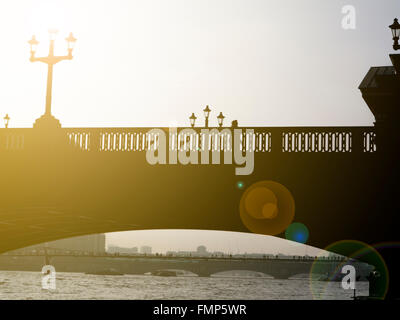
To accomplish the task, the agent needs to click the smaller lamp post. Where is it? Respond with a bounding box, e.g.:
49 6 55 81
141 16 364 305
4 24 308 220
3 114 10 128
189 113 197 128
217 112 225 128
389 18 400 51
203 105 211 128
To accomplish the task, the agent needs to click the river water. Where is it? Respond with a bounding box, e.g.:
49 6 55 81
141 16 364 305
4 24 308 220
0 271 369 300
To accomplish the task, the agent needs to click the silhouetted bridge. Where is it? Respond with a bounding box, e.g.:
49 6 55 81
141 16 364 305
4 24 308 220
0 125 382 252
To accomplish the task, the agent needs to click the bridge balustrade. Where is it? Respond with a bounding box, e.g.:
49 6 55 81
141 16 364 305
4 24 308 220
282 131 352 152
0 127 376 154
363 131 377 153
2 132 25 150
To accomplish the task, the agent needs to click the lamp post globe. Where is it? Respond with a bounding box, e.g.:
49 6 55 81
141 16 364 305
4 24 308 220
28 36 39 56
48 29 58 41
203 105 211 128
217 112 225 128
66 32 77 54
189 113 197 128
3 114 10 129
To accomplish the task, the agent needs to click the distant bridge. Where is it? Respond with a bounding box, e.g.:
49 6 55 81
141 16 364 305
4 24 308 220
0 252 371 279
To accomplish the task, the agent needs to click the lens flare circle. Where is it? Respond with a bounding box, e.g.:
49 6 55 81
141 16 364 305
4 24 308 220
244 187 277 219
262 203 278 219
309 240 389 300
236 181 245 190
239 180 295 236
285 222 309 244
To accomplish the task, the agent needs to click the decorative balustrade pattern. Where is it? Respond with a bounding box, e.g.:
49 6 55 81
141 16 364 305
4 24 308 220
170 131 272 152
100 132 152 151
0 128 377 153
282 131 352 153
363 131 377 153
67 130 273 153
68 132 90 150
3 133 25 150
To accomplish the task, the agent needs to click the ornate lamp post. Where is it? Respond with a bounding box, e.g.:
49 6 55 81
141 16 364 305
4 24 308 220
389 18 400 51
3 114 10 128
189 113 197 128
389 18 400 50
203 105 211 128
389 18 400 74
28 30 77 128
217 112 225 128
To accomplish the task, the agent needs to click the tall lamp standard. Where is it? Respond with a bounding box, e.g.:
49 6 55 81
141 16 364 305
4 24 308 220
3 114 10 128
203 105 211 128
389 18 400 51
28 30 77 129
217 112 225 128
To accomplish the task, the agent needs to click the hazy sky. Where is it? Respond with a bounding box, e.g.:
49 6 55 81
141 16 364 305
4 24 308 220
0 0 398 128
0 0 398 254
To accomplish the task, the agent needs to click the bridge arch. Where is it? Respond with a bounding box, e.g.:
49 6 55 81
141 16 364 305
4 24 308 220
144 269 198 277
211 270 274 278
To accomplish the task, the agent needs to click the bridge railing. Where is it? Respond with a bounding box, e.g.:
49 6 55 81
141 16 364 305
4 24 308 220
280 128 376 153
0 127 376 154
282 131 352 152
363 131 377 153
0 129 27 151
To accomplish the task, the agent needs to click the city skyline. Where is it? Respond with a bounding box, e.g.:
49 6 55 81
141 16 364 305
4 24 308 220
106 230 329 256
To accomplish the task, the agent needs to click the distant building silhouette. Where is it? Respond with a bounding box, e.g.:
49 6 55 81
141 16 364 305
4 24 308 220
107 245 138 254
196 245 207 255
10 234 106 254
140 246 152 254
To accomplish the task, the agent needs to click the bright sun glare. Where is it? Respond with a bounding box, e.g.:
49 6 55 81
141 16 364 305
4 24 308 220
25 0 74 53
